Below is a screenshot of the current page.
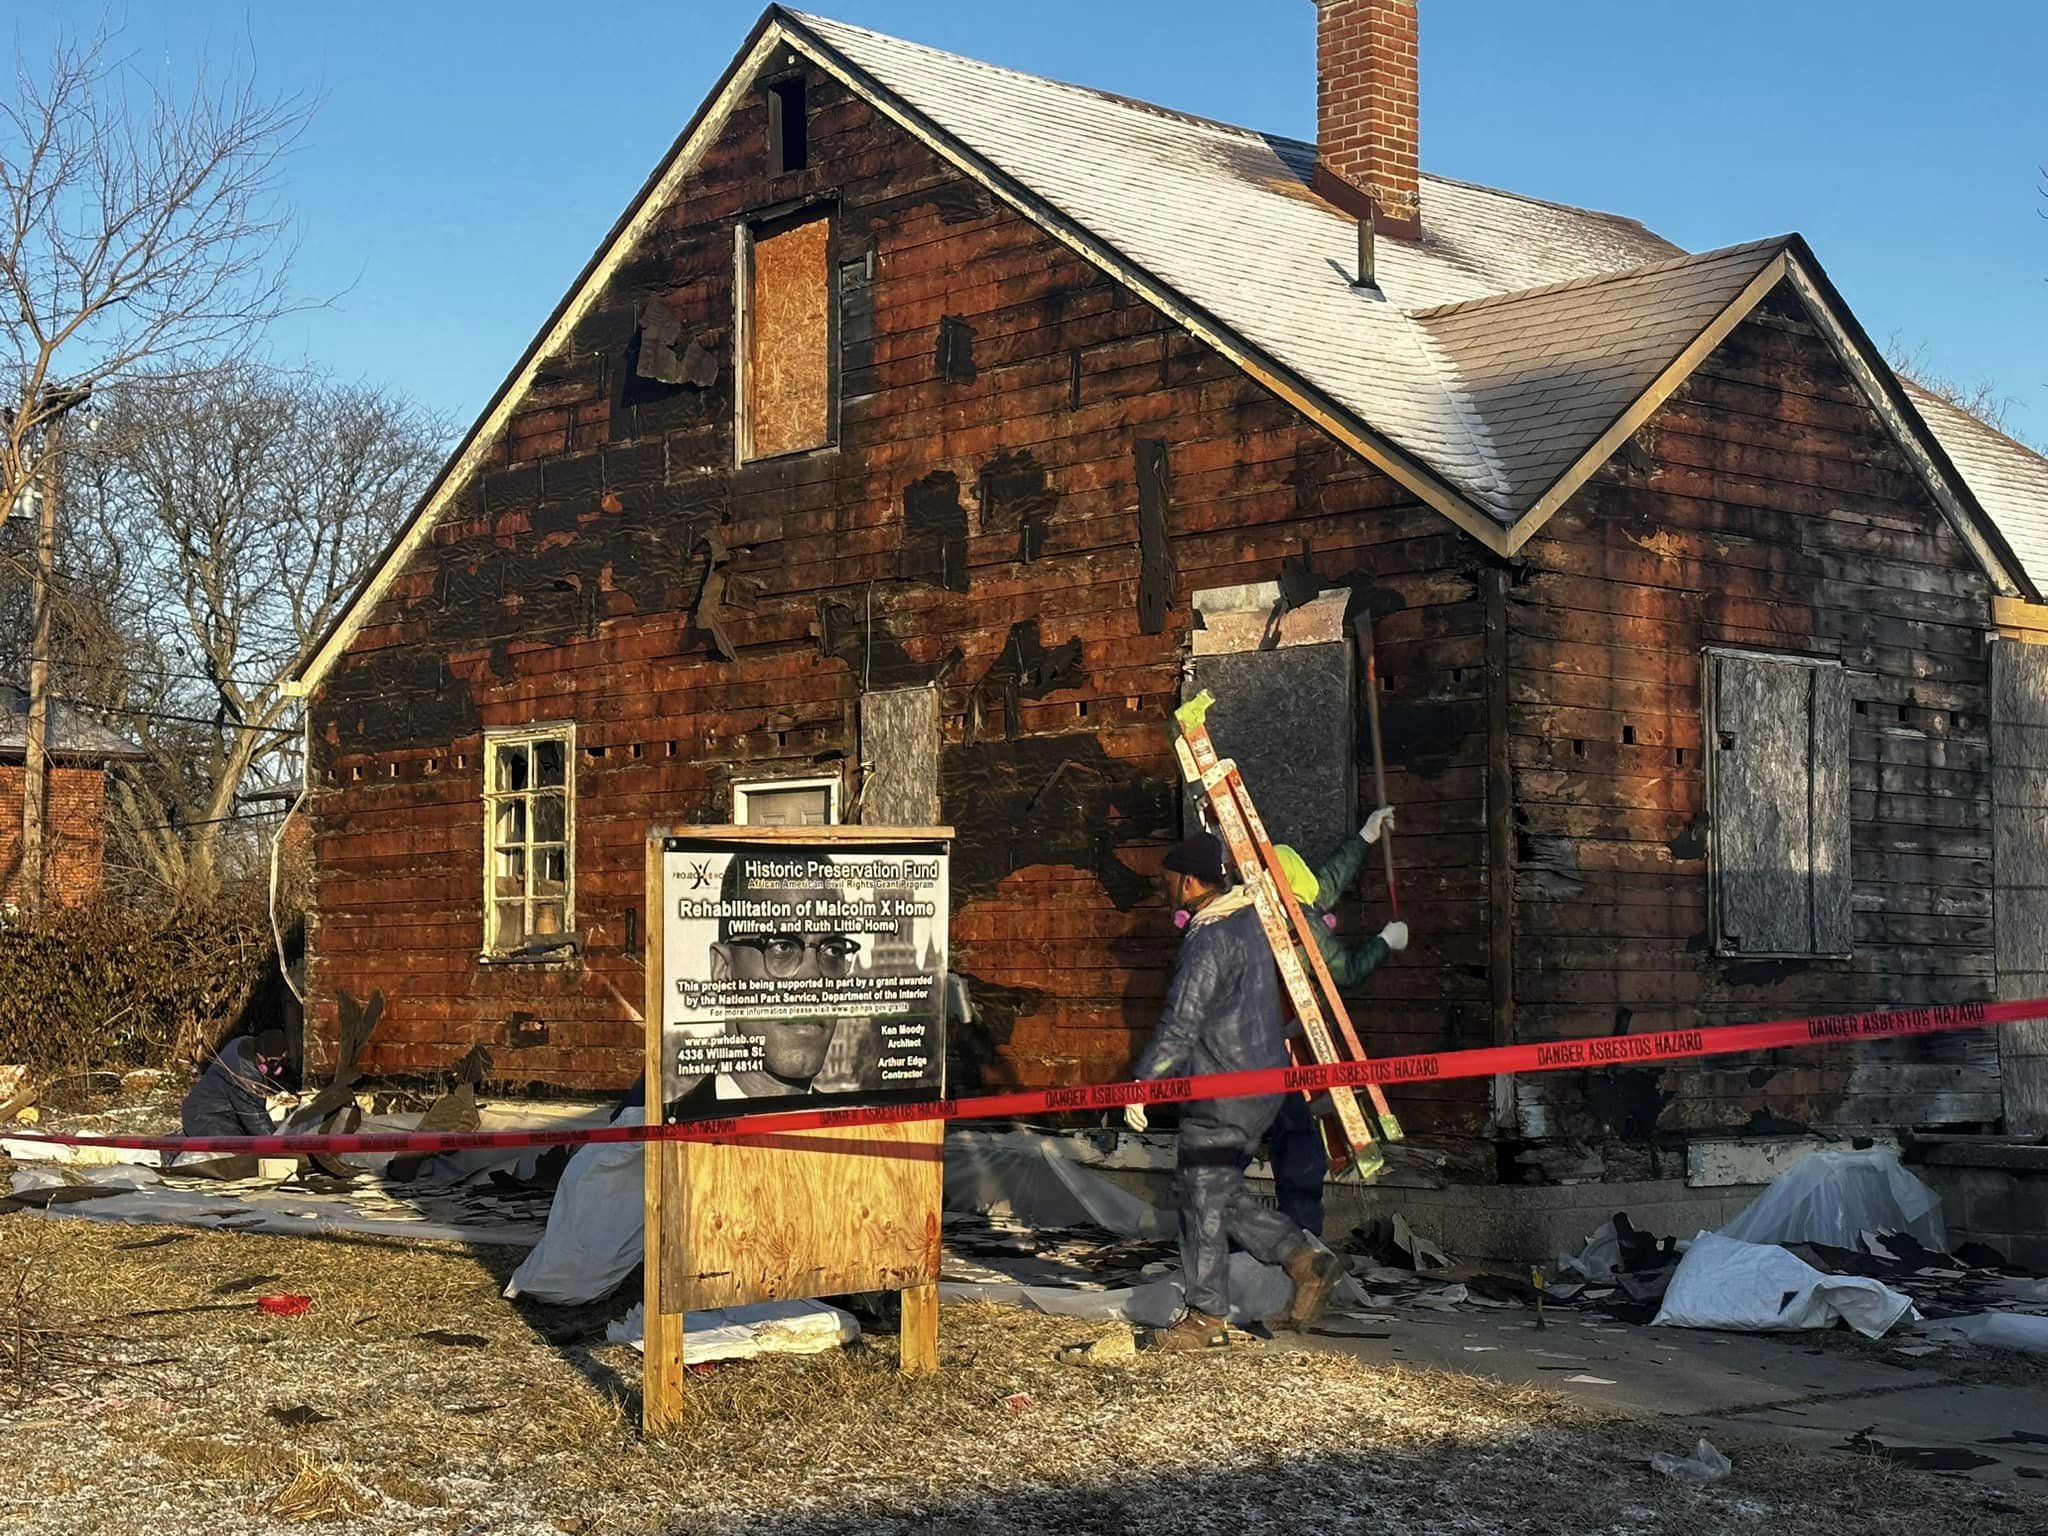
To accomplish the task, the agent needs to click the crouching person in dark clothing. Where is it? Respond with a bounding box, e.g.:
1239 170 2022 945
174 1028 291 1180
1127 833 1348 1351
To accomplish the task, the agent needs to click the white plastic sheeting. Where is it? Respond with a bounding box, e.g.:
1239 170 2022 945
1649 1441 1731 1483
505 1124 1177 1308
9 1161 549 1247
1922 1311 2048 1357
503 1107 645 1304
606 1299 860 1363
1556 1219 1624 1283
1653 1232 1916 1338
1717 1148 1945 1252
944 1130 1172 1239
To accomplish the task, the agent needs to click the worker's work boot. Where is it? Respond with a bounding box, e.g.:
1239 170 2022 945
1282 1243 1348 1327
1145 1309 1230 1352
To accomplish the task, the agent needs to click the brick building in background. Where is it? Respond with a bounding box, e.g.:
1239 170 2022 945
1 682 144 908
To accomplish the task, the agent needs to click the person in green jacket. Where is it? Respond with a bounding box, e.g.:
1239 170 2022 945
1267 806 1406 1234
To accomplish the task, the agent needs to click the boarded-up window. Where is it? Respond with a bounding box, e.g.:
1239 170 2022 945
860 686 941 826
1708 651 1851 957
484 725 574 954
741 212 833 460
1182 588 1357 858
1186 642 1355 857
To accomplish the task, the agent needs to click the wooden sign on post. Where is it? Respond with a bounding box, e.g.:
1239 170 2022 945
641 825 953 1431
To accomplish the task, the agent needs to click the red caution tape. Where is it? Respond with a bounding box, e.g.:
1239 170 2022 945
7 998 2041 1160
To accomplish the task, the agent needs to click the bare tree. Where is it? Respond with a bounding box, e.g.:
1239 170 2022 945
66 363 446 898
1886 333 2038 448
0 22 313 909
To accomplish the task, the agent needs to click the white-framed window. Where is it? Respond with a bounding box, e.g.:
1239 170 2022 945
732 774 840 827
484 723 574 954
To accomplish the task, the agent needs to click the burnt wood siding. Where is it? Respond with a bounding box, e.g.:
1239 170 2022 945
1509 289 1999 1156
305 73 1492 1124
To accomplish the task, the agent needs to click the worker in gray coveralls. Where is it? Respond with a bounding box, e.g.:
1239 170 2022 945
1124 831 1348 1350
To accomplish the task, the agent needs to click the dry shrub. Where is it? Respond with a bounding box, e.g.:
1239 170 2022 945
0 892 283 1083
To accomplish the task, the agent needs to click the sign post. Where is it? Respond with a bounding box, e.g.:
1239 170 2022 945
642 825 952 1431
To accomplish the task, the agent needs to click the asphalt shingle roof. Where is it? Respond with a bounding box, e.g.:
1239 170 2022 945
1904 385 2048 592
1412 240 1790 519
0 681 145 762
794 10 1687 521
790 11 2047 563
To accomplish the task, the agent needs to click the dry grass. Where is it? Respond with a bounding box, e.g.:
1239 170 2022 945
260 1456 380 1522
0 1209 2040 1536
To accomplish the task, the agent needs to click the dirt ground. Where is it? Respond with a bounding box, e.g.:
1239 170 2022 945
3 1213 2044 1536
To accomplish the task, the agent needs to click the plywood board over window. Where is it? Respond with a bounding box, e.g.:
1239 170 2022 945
741 212 834 460
1184 587 1356 859
1707 651 1850 958
861 685 941 826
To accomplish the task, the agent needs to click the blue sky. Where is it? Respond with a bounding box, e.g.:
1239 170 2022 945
62 1 2048 444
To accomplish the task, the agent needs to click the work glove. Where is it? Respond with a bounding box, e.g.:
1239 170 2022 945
1379 919 1410 953
1123 1101 1149 1133
1360 806 1396 844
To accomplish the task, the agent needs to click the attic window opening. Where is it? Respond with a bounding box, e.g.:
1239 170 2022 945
766 77 808 176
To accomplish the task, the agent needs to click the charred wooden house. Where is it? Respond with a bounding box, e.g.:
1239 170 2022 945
290 3 2048 1186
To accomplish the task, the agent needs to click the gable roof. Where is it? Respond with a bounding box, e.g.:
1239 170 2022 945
1410 238 1792 523
292 7 2044 693
0 682 145 763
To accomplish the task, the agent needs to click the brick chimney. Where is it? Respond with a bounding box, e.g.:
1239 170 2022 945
1314 0 1421 239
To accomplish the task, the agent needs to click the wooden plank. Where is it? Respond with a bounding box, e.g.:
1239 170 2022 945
1811 665 1853 952
1993 596 2048 640
1484 566 1516 1132
900 1281 939 1376
642 831 684 1436
663 1119 944 1310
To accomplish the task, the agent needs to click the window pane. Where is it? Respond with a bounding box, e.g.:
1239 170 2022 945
533 792 565 842
741 785 830 827
534 738 565 787
494 848 526 894
531 900 566 937
746 216 833 459
494 901 528 947
494 797 527 847
535 845 567 894
496 743 529 793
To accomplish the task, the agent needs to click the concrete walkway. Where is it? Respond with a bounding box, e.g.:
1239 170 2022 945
1301 1306 2048 1488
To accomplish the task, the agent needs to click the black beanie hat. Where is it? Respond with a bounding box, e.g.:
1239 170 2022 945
1162 831 1228 885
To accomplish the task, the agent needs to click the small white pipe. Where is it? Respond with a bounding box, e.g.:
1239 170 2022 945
270 721 311 1005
